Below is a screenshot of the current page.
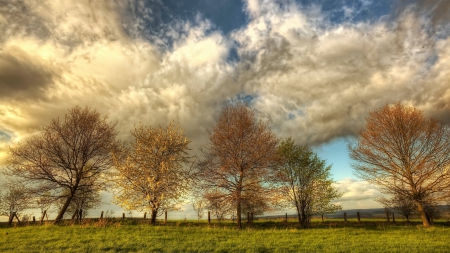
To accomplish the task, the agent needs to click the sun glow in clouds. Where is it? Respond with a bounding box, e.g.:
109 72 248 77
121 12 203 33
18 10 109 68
1 0 450 213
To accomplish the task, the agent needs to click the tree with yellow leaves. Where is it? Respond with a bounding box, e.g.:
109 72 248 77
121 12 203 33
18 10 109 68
112 122 192 225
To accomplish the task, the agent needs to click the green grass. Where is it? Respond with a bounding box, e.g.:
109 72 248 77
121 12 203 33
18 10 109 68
1 220 449 252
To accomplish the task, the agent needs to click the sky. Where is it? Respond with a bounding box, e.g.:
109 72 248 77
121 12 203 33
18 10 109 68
1 0 450 219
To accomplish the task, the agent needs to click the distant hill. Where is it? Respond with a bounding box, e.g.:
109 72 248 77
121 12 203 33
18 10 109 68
258 206 450 220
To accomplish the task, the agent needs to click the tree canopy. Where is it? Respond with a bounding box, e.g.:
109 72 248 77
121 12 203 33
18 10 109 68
277 138 341 227
196 102 279 229
112 122 192 225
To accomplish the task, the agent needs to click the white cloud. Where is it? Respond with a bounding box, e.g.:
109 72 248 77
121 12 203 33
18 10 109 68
1 0 449 212
234 0 450 144
333 178 383 209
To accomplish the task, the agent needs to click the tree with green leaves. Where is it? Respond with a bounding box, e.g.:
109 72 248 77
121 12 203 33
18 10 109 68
112 122 192 225
276 138 341 227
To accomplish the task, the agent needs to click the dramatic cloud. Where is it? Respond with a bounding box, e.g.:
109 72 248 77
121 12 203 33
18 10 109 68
0 50 55 100
235 0 450 144
1 0 449 213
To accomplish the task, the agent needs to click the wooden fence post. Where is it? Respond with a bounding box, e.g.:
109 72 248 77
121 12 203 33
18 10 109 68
122 213 125 220
33 216 36 224
164 211 167 224
285 213 288 223
208 211 211 224
14 213 20 224
344 212 347 223
144 212 147 220
100 211 104 219
357 212 361 223
40 210 47 224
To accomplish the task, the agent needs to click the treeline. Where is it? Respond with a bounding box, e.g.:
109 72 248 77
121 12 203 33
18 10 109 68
0 103 341 229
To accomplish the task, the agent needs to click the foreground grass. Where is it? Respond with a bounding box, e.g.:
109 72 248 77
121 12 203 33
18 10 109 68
1 220 449 253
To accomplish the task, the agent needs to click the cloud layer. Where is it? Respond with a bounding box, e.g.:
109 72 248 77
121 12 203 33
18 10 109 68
1 0 449 209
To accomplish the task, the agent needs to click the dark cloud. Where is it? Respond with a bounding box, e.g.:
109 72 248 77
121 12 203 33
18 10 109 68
395 0 450 27
0 0 52 42
0 50 54 100
0 0 449 158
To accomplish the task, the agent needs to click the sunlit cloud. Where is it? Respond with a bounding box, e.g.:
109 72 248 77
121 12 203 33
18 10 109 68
1 0 449 213
333 178 383 209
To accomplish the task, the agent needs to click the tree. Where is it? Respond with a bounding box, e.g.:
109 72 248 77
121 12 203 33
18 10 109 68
192 197 206 221
349 102 450 227
6 106 119 223
35 192 53 221
55 186 102 221
240 184 274 219
112 122 192 225
276 138 342 227
376 194 416 222
196 102 279 229
203 189 232 222
0 183 32 224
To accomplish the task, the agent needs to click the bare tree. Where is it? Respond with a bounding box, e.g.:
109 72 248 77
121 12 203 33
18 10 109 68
6 106 119 223
276 138 341 227
192 197 205 221
55 186 102 221
112 122 192 225
203 189 232 222
0 183 32 224
241 184 274 218
376 194 416 222
35 192 53 221
349 102 450 227
196 102 279 229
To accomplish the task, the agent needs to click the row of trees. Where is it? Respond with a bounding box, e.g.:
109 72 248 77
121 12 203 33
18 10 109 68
1 104 341 228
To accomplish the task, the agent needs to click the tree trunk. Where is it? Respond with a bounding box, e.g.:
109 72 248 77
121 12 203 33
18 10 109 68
7 212 15 226
237 199 242 230
54 195 74 224
40 210 47 224
150 209 158 225
236 189 242 230
300 208 308 228
71 209 78 220
296 205 301 223
416 201 431 227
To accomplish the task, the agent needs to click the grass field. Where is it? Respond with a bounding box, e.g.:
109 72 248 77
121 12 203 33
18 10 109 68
1 219 449 252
